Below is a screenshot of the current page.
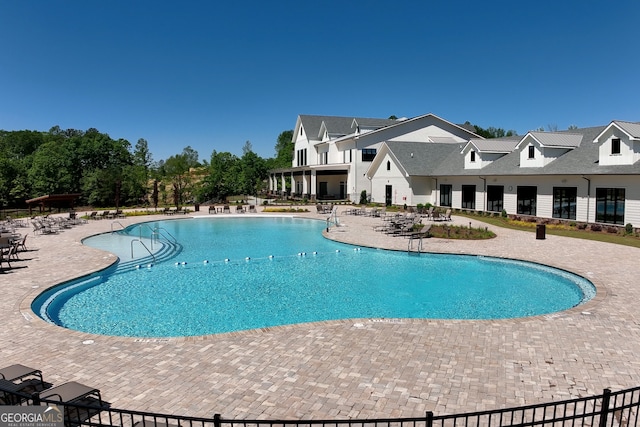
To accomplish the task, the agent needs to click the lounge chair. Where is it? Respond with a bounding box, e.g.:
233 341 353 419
236 205 245 213
222 205 231 214
406 223 432 239
0 379 35 404
443 208 452 221
208 205 217 214
248 205 257 213
0 364 45 404
88 211 98 220
38 381 103 406
0 364 44 386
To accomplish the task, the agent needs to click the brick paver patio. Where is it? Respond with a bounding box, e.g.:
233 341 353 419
1 207 639 419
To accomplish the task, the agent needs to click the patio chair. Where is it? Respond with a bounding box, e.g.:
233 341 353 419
0 237 14 267
236 205 245 213
248 205 257 213
443 208 452 221
425 206 434 220
208 205 217 214
88 211 98 220
223 205 231 214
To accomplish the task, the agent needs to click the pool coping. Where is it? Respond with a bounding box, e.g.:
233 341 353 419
20 214 607 342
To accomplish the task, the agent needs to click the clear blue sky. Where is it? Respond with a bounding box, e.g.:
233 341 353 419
1 1 638 163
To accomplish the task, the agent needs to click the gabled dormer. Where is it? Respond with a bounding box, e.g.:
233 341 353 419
318 120 349 142
461 138 519 169
351 117 399 135
593 120 640 166
515 132 582 168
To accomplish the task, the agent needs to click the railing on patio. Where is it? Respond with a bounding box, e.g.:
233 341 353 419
2 386 639 427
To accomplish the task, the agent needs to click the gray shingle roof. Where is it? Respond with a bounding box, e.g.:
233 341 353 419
431 125 640 176
386 125 640 177
385 141 460 176
299 115 396 141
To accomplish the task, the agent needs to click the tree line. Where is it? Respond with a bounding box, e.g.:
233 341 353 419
0 126 294 209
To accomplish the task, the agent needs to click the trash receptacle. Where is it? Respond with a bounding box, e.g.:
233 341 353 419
194 203 200 212
536 224 546 240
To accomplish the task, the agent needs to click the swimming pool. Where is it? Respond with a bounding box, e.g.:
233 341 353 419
33 217 596 337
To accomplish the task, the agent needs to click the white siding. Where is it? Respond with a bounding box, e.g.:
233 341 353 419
598 131 636 165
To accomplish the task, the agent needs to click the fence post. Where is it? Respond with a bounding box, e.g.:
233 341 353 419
214 413 222 427
31 392 41 405
426 411 434 427
599 388 612 427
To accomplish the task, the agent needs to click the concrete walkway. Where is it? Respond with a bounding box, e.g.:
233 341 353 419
1 207 639 419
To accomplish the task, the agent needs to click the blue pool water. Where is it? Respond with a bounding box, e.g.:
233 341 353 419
33 217 595 337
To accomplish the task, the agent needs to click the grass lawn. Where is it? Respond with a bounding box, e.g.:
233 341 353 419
456 212 640 249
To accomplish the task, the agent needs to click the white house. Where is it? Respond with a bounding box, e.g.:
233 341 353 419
268 113 480 202
269 114 640 227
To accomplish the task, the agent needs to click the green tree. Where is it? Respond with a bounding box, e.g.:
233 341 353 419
273 130 294 168
199 150 240 202
28 140 78 195
162 147 199 207
239 141 267 196
472 124 517 138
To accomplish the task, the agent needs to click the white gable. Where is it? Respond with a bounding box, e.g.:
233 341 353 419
517 133 574 168
594 121 640 166
461 138 517 170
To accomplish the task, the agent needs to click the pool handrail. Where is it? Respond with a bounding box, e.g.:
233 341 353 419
130 239 156 263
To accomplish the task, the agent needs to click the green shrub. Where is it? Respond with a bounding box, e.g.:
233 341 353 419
625 223 634 235
359 190 368 205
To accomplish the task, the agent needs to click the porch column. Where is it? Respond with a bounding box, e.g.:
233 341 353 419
310 169 317 200
289 172 295 196
302 171 308 196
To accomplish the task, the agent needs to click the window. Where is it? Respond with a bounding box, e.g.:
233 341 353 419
596 188 625 225
439 184 452 207
517 186 537 215
611 138 621 155
362 149 376 162
486 185 504 212
320 152 328 165
296 149 307 166
296 148 307 166
470 151 476 162
386 160 391 171
528 145 535 159
552 187 577 220
461 185 475 209
343 149 352 163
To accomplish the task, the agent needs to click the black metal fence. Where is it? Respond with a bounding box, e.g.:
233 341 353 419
2 386 639 427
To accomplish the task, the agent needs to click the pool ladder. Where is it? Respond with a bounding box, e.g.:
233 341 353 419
408 236 423 254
